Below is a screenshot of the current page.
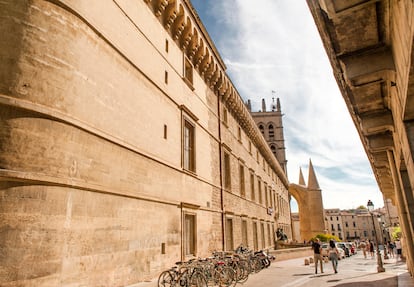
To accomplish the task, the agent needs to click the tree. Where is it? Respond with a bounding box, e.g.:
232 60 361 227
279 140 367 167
391 226 401 240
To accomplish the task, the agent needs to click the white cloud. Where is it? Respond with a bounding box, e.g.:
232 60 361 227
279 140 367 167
193 0 384 210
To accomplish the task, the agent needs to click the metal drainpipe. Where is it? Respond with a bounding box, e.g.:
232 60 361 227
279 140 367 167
217 94 225 251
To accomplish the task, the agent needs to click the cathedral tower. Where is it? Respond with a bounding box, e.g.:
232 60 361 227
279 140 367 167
247 97 288 176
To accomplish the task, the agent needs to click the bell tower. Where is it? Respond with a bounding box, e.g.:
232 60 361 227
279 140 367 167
247 97 288 175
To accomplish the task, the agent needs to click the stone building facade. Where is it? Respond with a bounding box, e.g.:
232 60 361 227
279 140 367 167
0 0 290 286
308 0 414 275
325 208 391 244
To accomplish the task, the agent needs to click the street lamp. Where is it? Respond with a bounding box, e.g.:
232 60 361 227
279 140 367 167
367 200 385 272
378 217 389 259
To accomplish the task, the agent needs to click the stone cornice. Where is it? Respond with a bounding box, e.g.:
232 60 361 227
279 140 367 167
143 0 289 188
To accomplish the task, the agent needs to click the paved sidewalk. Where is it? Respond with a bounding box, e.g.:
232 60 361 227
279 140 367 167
128 253 414 287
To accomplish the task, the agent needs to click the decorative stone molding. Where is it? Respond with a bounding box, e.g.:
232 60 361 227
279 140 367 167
143 0 289 186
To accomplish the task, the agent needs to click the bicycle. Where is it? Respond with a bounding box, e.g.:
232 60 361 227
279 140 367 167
158 261 207 287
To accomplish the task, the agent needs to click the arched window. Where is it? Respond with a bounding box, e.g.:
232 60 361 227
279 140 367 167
268 124 274 141
259 125 265 137
271 145 277 158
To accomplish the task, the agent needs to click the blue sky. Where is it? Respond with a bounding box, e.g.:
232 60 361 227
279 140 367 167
190 0 385 212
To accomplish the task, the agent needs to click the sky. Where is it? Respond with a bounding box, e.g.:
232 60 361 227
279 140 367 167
190 0 385 212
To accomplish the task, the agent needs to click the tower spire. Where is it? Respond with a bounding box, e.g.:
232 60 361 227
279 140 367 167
298 167 306 186
307 159 320 190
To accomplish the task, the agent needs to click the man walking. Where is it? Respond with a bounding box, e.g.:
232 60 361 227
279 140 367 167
312 238 324 274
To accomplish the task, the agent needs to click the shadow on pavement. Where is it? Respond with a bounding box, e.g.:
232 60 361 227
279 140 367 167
293 273 314 276
333 275 397 287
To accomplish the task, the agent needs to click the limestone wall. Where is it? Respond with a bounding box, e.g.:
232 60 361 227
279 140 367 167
0 0 290 285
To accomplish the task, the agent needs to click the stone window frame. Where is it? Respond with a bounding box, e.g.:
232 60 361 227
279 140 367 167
183 55 194 90
222 146 232 191
181 105 198 173
225 216 234 251
241 218 248 247
257 177 263 204
249 170 255 201
239 160 246 197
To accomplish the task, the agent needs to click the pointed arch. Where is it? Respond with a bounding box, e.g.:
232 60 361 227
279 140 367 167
258 122 265 138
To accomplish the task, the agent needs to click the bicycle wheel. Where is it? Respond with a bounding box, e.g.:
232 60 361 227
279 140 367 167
188 271 207 287
235 260 249 283
213 266 235 287
158 270 174 287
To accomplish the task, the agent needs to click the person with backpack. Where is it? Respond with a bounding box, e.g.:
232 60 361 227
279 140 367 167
387 241 395 258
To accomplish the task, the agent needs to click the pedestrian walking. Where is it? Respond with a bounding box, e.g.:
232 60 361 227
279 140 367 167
328 240 339 273
395 239 402 260
359 240 367 258
369 240 374 258
387 241 395 258
312 238 324 274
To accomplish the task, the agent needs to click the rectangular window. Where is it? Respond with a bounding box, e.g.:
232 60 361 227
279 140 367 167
239 164 245 197
183 119 195 172
223 107 228 126
165 70 168 84
337 224 341 230
250 173 255 201
242 220 248 246
267 224 271 246
261 223 265 248
165 39 169 52
258 179 262 204
183 56 193 88
226 218 234 251
164 124 168 139
264 184 268 207
238 127 242 142
184 214 196 256
253 222 258 250
353 222 356 227
223 151 231 190
269 188 273 208
249 141 252 153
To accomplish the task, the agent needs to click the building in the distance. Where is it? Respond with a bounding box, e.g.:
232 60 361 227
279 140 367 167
0 0 291 286
324 207 395 243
